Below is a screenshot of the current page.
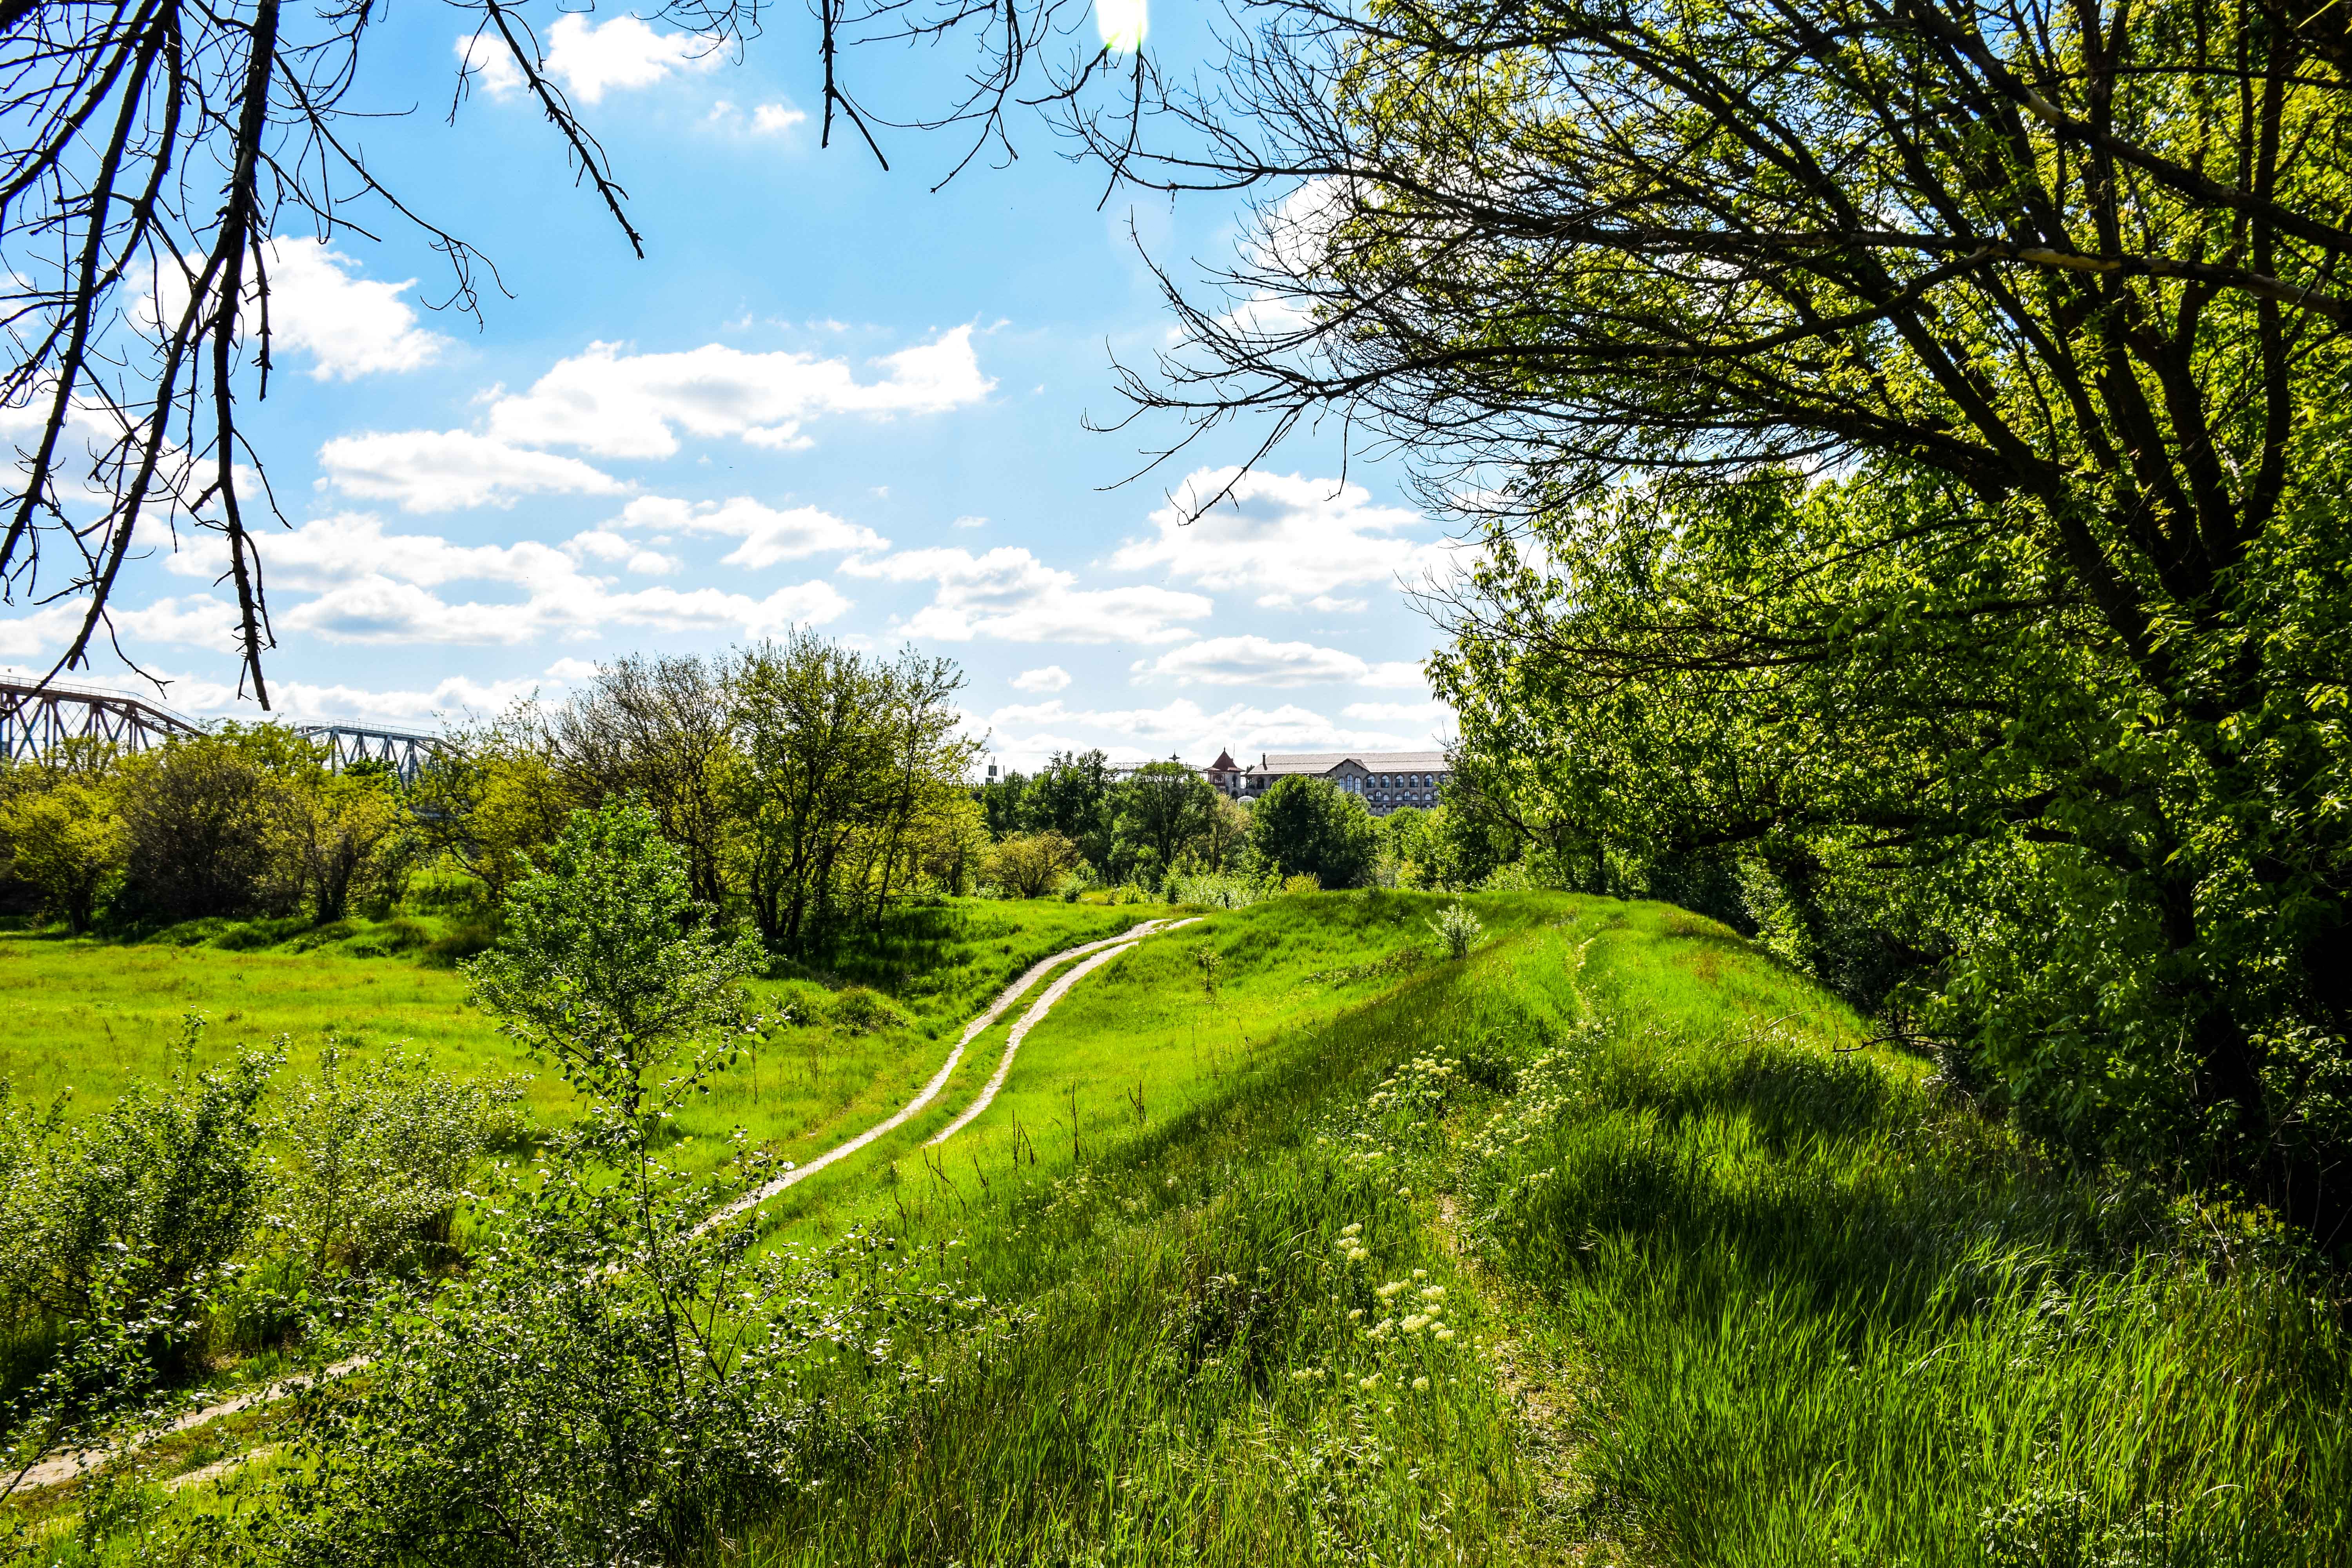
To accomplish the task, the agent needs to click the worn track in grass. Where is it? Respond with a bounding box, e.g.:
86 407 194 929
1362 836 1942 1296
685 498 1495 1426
9 914 1199 1497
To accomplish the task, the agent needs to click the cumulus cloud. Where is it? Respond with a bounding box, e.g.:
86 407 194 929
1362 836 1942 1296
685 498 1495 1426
1114 468 1452 606
1 596 255 660
458 15 723 104
617 495 886 568
1133 634 1424 688
0 603 85 658
141 239 446 381
844 546 1210 644
265 241 446 379
1011 664 1070 693
1342 699 1450 726
283 576 846 646
753 102 807 133
486 327 993 459
563 528 680 576
166 512 847 646
319 430 627 512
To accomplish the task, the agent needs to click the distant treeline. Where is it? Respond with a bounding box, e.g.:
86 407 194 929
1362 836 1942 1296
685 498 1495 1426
0 635 1503 952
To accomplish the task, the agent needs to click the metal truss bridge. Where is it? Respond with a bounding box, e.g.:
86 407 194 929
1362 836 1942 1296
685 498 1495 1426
0 681 443 782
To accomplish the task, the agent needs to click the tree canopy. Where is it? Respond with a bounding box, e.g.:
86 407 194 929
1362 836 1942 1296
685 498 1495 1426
1091 0 2352 1238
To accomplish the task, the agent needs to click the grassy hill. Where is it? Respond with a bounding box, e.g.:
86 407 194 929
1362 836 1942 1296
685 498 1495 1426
703 894 2345 1565
10 892 2348 1565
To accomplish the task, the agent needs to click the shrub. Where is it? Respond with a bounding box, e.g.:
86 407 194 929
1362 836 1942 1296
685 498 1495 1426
271 1045 531 1275
986 830 1086 898
1282 872 1322 896
0 1018 275 1359
1428 902 1484 959
255 799 853 1567
825 985 913 1036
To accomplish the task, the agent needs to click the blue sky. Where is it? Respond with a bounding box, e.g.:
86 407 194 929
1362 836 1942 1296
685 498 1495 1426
3 0 1456 771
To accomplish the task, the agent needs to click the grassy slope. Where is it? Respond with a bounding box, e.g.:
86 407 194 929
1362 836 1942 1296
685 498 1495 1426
746 890 1562 1242
730 893 2350 1566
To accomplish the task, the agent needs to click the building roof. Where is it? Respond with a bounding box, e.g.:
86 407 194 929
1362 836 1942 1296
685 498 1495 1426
1247 750 1450 776
1208 750 1240 772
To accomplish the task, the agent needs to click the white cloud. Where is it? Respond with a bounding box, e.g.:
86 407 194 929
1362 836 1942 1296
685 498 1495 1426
543 657 603 682
0 603 85 658
844 546 1210 644
952 514 988 529
0 662 575 728
263 240 448 380
165 512 848 646
142 239 446 381
1341 699 1449 726
564 529 680 576
1 595 259 660
1114 468 1452 604
260 675 555 725
455 31 523 95
975 695 1433 772
282 576 847 645
617 495 886 568
1011 664 1070 693
319 430 627 512
706 99 810 137
486 327 993 459
1134 635 1424 688
112 595 245 653
467 13 724 104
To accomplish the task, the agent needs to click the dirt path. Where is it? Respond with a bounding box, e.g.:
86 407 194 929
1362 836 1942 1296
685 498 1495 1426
926 918 1201 1148
10 914 1194 1497
703 916 1189 1228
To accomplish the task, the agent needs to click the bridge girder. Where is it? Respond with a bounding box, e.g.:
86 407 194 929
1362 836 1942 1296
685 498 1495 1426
0 682 442 782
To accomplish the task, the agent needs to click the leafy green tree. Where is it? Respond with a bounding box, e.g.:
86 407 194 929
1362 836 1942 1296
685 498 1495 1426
1252 777 1380 890
278 769 408 925
987 829 1087 897
468 800 759 1126
545 653 742 910
111 728 303 923
974 768 1029 837
1127 0 2352 1235
0 777 123 933
729 633 970 954
1111 760 1221 886
1020 750 1118 871
406 711 574 915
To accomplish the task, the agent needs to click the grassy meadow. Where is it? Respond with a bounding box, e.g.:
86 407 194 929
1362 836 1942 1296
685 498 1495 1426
12 891 2350 1565
0 898 1154 1186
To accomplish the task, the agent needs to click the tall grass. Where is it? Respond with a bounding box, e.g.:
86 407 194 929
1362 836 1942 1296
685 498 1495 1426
736 915 1568 1566
740 900 2352 1565
1462 918 2352 1564
18 894 2347 1566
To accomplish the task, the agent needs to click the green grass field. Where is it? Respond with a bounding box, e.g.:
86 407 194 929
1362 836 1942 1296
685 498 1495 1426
0 898 1155 1185
13 891 2348 1565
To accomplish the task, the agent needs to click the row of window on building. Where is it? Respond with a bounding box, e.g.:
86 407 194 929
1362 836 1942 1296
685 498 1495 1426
1203 748 1451 818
